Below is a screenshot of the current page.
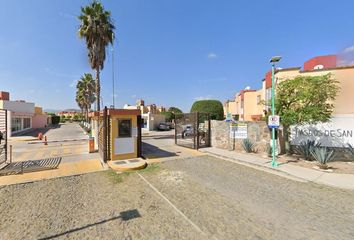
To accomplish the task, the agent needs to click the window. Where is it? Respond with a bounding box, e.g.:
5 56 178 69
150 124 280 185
23 118 31 129
257 95 261 105
118 119 132 138
11 118 22 132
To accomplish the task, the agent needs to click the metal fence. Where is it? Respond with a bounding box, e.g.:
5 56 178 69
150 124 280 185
0 109 8 166
175 112 211 150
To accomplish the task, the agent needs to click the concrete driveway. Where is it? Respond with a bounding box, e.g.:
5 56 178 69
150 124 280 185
142 130 204 162
1 123 102 185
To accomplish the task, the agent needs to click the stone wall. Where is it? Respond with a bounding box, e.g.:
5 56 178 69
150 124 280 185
210 120 271 153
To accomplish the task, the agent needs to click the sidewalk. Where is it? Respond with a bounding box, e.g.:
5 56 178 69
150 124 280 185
199 147 354 190
0 159 103 186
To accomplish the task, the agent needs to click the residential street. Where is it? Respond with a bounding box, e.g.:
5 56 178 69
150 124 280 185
1 154 353 239
10 123 94 163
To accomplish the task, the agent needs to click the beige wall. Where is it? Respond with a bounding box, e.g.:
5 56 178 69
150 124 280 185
223 100 237 116
274 67 354 115
243 91 261 121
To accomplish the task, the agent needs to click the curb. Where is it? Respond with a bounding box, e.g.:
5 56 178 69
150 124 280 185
202 151 309 183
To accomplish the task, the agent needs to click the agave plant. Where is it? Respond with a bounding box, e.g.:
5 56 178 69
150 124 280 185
347 143 354 159
294 140 321 160
310 147 336 169
242 138 256 153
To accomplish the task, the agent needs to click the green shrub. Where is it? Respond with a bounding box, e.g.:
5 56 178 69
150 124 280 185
190 100 224 120
242 138 256 153
51 115 60 125
294 140 321 160
347 144 354 159
161 111 174 122
310 147 336 169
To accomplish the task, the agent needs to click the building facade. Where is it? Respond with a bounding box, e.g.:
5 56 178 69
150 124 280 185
124 99 167 131
0 91 49 137
225 55 354 122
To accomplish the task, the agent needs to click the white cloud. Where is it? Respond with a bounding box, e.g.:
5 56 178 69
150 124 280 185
131 94 137 99
207 53 217 59
343 45 354 53
194 95 213 101
28 89 35 94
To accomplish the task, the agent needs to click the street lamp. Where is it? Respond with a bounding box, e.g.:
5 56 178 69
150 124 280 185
269 56 282 167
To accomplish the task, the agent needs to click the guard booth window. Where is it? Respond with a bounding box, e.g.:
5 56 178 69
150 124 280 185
118 119 132 138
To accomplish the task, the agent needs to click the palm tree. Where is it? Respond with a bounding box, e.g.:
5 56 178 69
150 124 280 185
76 73 96 122
78 1 115 113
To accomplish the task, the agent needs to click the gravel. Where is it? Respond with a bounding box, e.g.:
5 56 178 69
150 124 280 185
0 171 201 240
141 155 354 240
1 155 354 239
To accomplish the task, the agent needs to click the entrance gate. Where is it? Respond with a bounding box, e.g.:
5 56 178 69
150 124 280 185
175 112 211 150
0 109 8 166
98 107 111 162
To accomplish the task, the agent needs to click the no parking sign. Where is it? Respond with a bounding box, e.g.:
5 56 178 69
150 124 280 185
268 115 280 129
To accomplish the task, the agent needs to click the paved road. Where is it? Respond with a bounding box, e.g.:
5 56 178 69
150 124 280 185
10 123 92 163
142 130 204 161
1 155 353 239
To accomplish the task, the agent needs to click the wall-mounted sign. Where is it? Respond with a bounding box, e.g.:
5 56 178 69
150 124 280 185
290 115 354 147
268 115 280 128
230 122 247 139
225 113 234 122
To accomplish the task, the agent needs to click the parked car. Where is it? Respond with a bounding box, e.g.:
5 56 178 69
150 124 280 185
182 124 193 138
158 123 170 131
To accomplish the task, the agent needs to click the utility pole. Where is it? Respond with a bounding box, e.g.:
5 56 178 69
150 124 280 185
111 46 115 108
269 56 282 167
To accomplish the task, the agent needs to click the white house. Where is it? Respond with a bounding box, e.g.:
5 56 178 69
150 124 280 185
0 91 35 137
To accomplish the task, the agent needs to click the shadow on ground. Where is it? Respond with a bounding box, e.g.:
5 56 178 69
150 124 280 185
38 209 141 240
13 124 62 137
142 142 178 159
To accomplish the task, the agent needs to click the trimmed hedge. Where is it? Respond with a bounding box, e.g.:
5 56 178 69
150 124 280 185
51 115 60 125
190 100 224 120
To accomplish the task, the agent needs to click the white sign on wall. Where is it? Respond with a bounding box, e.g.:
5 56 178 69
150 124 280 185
115 138 134 154
290 115 354 147
230 122 247 139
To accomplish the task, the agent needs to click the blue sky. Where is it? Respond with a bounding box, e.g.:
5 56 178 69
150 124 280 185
1 0 354 112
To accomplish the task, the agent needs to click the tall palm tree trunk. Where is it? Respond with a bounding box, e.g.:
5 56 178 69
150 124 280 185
96 68 101 112
85 105 89 123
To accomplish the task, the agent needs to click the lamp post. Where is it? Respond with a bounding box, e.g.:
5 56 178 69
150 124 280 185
269 56 282 167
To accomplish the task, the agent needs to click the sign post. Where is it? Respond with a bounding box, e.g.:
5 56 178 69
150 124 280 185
269 55 282 167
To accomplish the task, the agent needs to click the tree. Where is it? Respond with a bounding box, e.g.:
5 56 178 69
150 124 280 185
161 111 174 122
161 107 183 122
168 107 182 115
76 73 96 122
276 74 340 152
190 100 224 120
78 1 115 112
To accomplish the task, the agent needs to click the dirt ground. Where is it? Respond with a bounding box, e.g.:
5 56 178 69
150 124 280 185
1 155 354 239
277 154 354 174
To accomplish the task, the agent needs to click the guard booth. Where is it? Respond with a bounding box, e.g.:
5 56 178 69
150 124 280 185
90 107 142 162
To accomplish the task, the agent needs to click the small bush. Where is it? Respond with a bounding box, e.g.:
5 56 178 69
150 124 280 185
242 138 256 153
310 147 336 169
51 115 60 125
190 100 224 120
294 140 321 160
